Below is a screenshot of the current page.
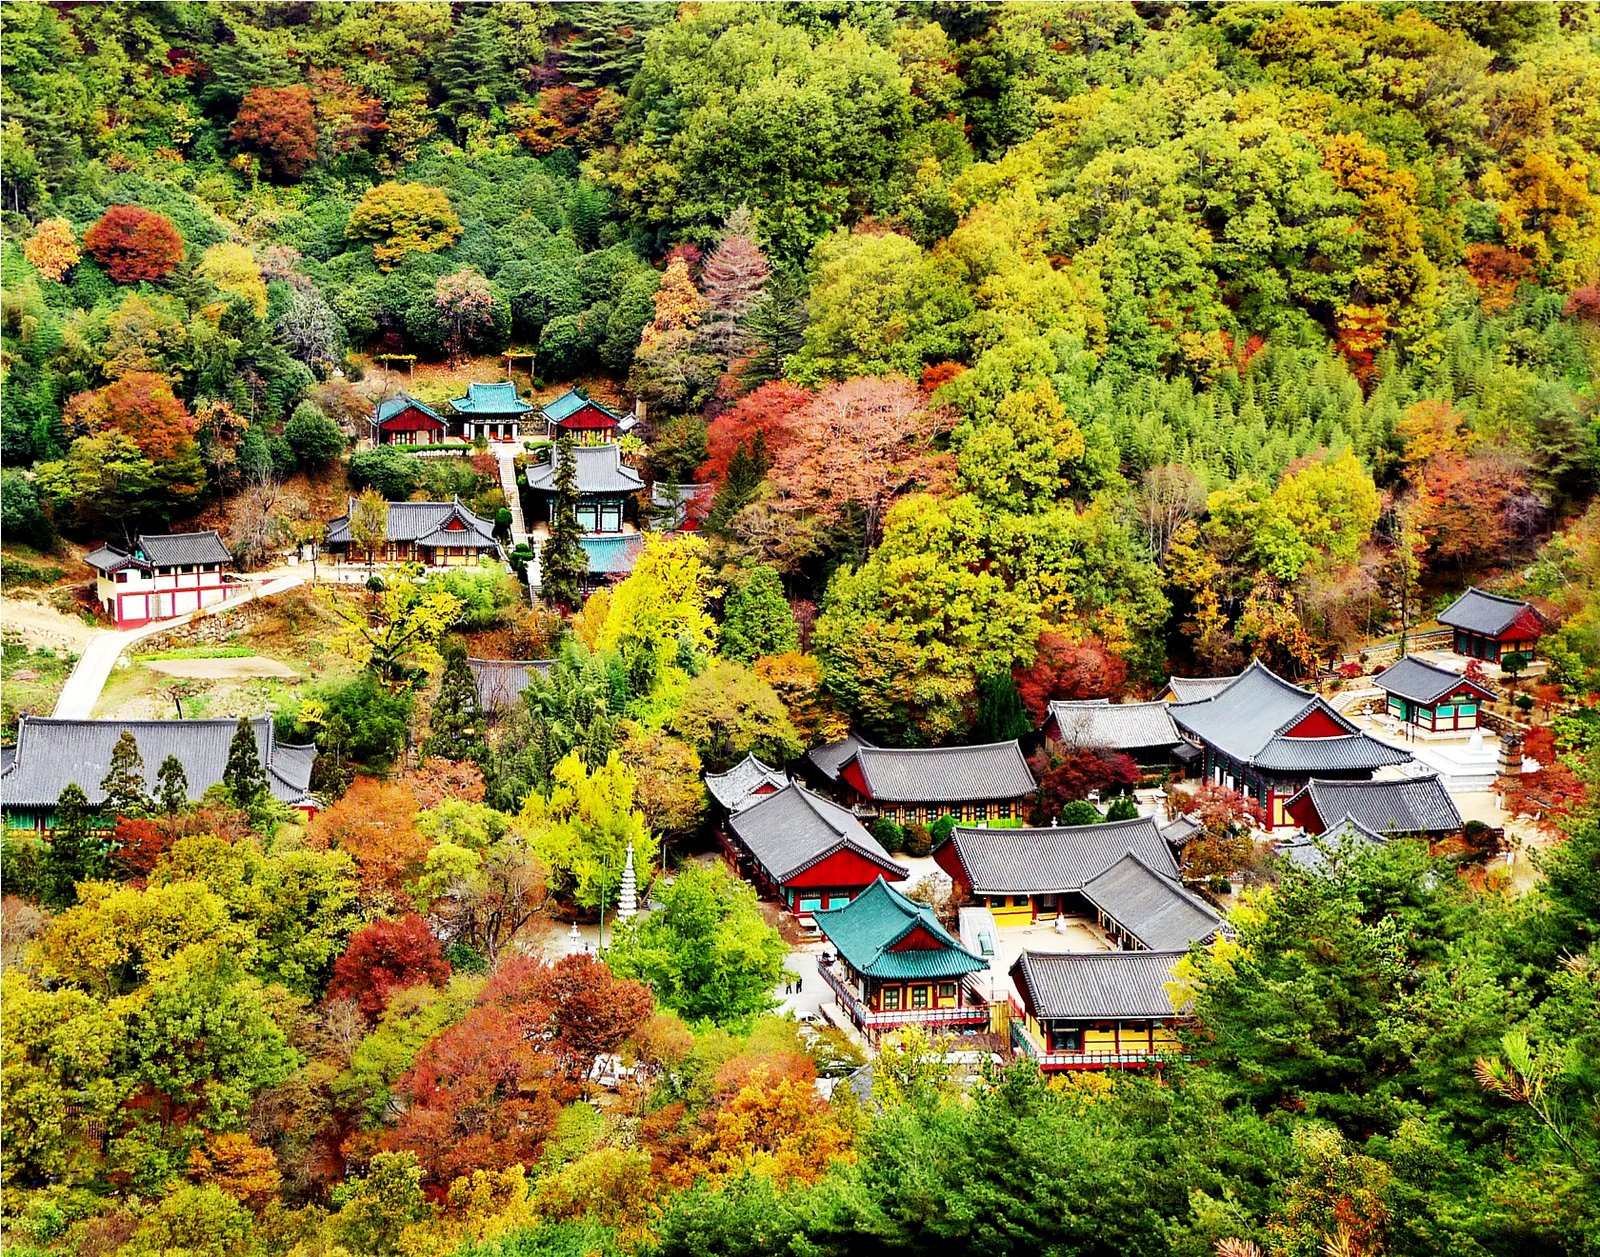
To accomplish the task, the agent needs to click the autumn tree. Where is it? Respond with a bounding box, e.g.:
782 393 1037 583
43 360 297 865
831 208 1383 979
617 721 706 836
66 372 203 506
595 532 717 685
327 915 451 1023
22 216 78 281
521 953 655 1080
348 487 388 576
1033 747 1142 818
1012 632 1128 725
197 242 268 318
518 751 656 911
327 577 465 685
698 380 810 484
82 205 185 282
232 84 319 180
754 652 850 745
434 269 500 365
311 777 430 909
186 1132 283 1210
668 660 803 770
346 181 462 270
700 204 771 360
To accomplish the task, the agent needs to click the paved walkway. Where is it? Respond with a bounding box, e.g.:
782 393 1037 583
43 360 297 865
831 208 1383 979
51 574 306 718
495 446 537 597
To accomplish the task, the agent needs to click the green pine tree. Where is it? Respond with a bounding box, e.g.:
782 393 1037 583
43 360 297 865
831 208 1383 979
433 14 514 141
539 434 588 610
44 783 107 910
422 646 489 763
974 671 1032 743
719 563 799 664
739 274 808 387
155 754 190 814
99 730 151 818
222 717 270 809
706 434 769 536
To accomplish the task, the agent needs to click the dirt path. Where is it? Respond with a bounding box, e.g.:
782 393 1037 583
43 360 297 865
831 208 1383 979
143 656 300 680
0 597 96 653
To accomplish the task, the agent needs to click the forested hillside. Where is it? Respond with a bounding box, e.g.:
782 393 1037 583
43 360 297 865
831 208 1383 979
2 3 1599 1255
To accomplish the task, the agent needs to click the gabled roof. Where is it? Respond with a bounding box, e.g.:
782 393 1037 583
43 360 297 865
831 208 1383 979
467 658 552 713
1011 949 1188 1022
938 817 1180 894
1166 674 1239 703
1080 852 1224 951
83 544 137 574
1046 700 1180 750
134 531 234 568
542 387 625 425
728 783 908 886
1160 814 1203 848
1374 655 1497 705
576 533 645 576
374 393 445 425
526 443 646 495
809 732 875 783
1287 774 1462 836
843 741 1036 804
1170 661 1409 773
327 500 499 550
1437 587 1547 637
451 381 534 415
1276 816 1387 873
1 715 315 809
814 877 986 980
705 752 788 812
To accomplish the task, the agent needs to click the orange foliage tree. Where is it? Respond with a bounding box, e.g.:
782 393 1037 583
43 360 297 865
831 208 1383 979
326 914 451 1022
1011 630 1128 724
697 380 811 484
82 205 185 282
22 217 80 281
233 85 319 180
187 1132 283 1210
309 777 430 908
67 371 196 463
666 1068 854 1190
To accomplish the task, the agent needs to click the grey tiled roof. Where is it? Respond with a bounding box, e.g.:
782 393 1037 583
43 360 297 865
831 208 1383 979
526 443 645 494
1251 734 1411 772
1010 949 1188 1021
1160 814 1202 848
135 531 234 568
939 817 1180 894
1166 675 1238 702
705 753 789 812
1171 661 1408 773
1046 700 1180 751
327 500 499 550
1 716 316 809
1277 817 1387 872
83 545 136 573
728 783 908 884
1287 774 1462 836
1080 852 1224 950
1375 655 1497 705
846 740 1036 804
1437 587 1544 636
809 732 875 783
467 659 552 713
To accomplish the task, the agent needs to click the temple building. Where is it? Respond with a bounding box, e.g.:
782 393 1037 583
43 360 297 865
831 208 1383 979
451 381 534 443
813 877 990 1040
1284 774 1462 842
830 740 1037 825
2 715 318 830
1169 662 1412 828
705 752 788 815
1163 674 1239 703
720 782 908 921
326 499 503 568
1042 699 1183 770
83 530 239 628
467 658 552 716
1437 588 1548 663
1373 655 1496 733
540 387 633 444
807 732 876 788
933 818 1223 950
370 394 449 446
1275 817 1388 874
526 443 645 536
1009 950 1187 1071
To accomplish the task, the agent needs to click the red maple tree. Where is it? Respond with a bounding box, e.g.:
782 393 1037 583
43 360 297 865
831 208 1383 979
697 380 812 484
1012 631 1129 724
1032 747 1142 818
327 915 451 1023
82 206 185 283
233 85 319 180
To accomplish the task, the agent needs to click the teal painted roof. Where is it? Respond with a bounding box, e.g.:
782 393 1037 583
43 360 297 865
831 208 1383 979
542 388 624 423
451 381 534 414
814 877 987 981
577 533 645 575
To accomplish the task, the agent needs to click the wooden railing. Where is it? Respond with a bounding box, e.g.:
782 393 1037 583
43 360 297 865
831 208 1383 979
817 961 990 1029
1010 1021 1175 1069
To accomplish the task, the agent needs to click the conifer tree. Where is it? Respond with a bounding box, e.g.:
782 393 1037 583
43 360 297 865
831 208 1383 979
539 435 587 610
719 564 799 664
44 783 106 910
705 435 770 535
99 731 151 818
700 205 771 361
223 717 270 809
155 754 189 814
975 671 1032 743
739 274 808 388
423 646 489 764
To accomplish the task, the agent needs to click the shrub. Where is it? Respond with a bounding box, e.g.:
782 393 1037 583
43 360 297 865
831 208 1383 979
870 817 904 853
1058 800 1103 827
929 814 956 846
902 821 933 858
348 446 421 499
1104 797 1140 822
284 401 346 467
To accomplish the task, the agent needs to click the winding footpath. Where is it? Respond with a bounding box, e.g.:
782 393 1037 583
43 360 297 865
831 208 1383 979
50 573 306 718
